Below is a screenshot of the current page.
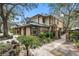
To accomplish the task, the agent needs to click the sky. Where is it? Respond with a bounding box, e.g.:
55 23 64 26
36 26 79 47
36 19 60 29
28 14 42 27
26 3 50 17
13 3 52 22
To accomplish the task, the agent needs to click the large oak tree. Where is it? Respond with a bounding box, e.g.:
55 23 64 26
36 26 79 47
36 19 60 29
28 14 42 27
48 3 79 40
0 3 37 37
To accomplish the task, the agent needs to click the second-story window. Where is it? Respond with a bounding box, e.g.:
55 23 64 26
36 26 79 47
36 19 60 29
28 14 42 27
43 18 45 23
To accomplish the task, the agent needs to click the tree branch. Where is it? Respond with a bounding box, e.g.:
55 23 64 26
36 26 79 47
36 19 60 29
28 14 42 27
6 4 17 18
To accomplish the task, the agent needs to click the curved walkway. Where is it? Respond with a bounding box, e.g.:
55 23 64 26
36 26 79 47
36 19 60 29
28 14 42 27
30 35 66 56
30 34 79 56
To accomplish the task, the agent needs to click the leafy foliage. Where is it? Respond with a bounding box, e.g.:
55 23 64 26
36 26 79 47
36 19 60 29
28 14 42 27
70 31 79 48
0 40 21 56
9 41 20 56
48 3 79 32
0 43 11 55
17 35 40 49
38 32 53 39
17 35 40 56
38 32 46 39
73 39 79 48
45 32 53 39
70 31 79 40
38 32 53 44
0 3 38 36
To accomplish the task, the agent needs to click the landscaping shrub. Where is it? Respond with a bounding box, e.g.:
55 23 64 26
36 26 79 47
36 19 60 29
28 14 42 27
0 43 11 55
38 32 47 44
8 40 21 56
69 31 79 48
0 41 21 56
45 32 53 39
17 35 40 56
9 43 20 56
38 32 53 39
38 32 53 44
70 31 79 41
38 32 46 38
73 39 79 48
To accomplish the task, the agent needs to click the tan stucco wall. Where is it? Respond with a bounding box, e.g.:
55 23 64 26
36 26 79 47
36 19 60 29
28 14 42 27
26 27 30 35
57 21 63 28
32 16 44 24
21 28 24 35
40 27 49 32
55 19 58 25
45 17 49 25
32 16 38 23
39 17 43 24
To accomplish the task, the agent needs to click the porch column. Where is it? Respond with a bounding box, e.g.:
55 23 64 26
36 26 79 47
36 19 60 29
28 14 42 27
55 30 59 39
26 27 30 35
21 28 24 35
55 27 59 39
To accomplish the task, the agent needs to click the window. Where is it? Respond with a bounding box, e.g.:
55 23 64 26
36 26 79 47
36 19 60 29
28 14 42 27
42 18 45 23
31 26 38 35
17 28 21 35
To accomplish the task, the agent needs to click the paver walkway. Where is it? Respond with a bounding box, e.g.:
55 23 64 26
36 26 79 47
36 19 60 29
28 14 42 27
30 34 79 56
30 35 66 56
55 42 79 56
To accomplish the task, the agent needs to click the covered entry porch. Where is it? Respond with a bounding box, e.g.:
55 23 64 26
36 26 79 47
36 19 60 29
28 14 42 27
13 24 49 36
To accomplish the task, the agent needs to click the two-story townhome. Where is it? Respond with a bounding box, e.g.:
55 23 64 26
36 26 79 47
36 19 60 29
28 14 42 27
12 14 64 37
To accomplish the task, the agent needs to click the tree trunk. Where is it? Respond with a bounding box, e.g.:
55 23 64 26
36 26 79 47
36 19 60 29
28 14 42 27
67 30 70 41
55 31 59 39
26 47 29 56
65 30 70 42
58 30 61 39
0 4 9 37
3 17 8 37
